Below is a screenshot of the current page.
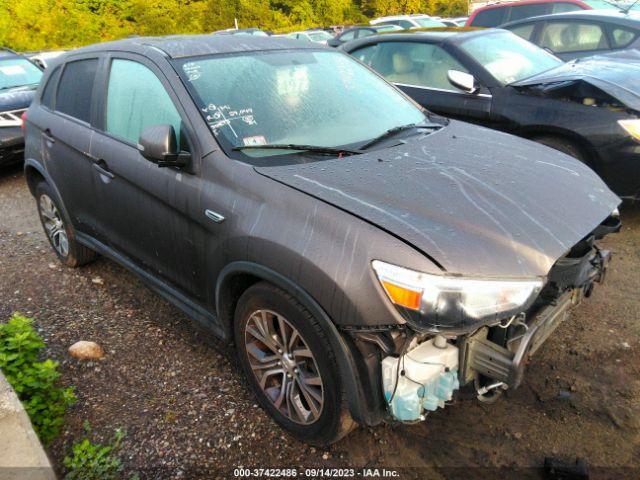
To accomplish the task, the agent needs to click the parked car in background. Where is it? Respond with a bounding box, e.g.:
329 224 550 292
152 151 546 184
449 16 469 26
502 10 640 60
343 28 640 198
213 28 268 36
28 50 66 69
327 24 403 47
371 14 446 29
287 29 334 44
24 34 620 445
467 0 592 27
440 17 469 27
0 49 42 167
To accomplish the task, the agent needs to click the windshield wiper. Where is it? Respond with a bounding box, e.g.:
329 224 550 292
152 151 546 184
358 122 441 150
233 144 363 156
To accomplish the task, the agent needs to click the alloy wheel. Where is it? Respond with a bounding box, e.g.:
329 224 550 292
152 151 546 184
39 194 69 257
244 309 324 425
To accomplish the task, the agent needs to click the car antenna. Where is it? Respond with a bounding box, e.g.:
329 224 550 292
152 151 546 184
598 0 639 13
620 0 640 13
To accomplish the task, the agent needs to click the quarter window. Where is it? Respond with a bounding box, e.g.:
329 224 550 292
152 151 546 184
552 2 584 13
340 30 356 41
106 59 184 147
56 59 98 123
508 23 536 41
539 21 609 53
41 66 61 110
611 27 637 48
355 42 469 92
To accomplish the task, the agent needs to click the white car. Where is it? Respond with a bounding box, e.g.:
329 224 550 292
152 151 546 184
370 14 446 29
287 30 334 45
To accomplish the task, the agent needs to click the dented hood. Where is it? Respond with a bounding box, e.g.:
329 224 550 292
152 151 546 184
512 56 640 111
256 121 620 278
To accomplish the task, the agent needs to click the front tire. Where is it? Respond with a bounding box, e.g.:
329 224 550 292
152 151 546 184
35 182 98 268
234 282 354 445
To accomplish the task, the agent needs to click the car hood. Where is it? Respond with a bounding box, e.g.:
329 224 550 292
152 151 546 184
512 56 640 111
256 121 620 278
0 87 36 112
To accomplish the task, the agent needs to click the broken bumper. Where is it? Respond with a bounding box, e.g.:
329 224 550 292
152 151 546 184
461 249 611 390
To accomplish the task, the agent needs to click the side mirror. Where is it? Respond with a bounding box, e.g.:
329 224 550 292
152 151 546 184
138 124 190 168
447 70 479 94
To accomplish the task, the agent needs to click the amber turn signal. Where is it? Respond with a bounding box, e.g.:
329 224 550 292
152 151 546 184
381 280 423 310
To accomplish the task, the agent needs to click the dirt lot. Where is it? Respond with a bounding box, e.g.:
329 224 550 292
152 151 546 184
1 163 638 479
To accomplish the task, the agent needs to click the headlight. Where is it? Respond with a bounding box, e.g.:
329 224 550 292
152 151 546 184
618 119 640 142
372 260 543 328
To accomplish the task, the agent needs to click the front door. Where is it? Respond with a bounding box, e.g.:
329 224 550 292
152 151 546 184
350 41 492 122
89 55 208 299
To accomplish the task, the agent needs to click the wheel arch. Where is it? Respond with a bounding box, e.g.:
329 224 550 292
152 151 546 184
24 159 75 228
517 125 599 169
24 159 47 196
215 261 381 426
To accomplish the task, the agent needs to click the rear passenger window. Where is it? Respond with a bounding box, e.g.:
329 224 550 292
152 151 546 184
552 2 584 13
508 4 549 22
611 27 637 48
471 8 506 27
56 59 98 123
41 66 60 110
106 59 184 148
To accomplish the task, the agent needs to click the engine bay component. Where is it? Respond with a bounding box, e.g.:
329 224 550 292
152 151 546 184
381 335 459 421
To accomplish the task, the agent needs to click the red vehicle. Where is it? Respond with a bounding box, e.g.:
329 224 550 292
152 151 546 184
466 0 592 27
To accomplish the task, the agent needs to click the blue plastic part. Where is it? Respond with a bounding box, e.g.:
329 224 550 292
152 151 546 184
385 369 460 421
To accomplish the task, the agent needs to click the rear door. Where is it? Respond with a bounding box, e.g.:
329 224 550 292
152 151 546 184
351 40 492 121
89 53 208 298
39 56 102 235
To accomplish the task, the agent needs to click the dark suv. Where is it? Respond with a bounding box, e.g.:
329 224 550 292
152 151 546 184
24 35 620 445
0 49 42 167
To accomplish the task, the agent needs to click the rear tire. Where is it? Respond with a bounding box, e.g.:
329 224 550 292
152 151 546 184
534 135 586 163
234 281 355 446
35 182 98 268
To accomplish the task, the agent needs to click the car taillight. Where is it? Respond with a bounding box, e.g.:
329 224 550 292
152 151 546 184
20 111 27 132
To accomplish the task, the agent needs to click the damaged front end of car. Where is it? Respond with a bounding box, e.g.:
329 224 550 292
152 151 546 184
344 209 620 423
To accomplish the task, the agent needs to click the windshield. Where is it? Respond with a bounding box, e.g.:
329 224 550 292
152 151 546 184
459 31 563 85
0 58 42 90
414 18 446 27
175 50 426 160
308 31 333 41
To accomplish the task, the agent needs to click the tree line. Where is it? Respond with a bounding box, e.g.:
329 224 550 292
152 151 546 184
1 0 468 51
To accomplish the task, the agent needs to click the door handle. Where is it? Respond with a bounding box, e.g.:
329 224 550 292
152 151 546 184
42 129 55 144
93 160 114 179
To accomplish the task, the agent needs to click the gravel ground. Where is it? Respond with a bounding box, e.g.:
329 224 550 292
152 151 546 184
1 164 638 479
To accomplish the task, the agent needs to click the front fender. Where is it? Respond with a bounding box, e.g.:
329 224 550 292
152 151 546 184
215 261 384 426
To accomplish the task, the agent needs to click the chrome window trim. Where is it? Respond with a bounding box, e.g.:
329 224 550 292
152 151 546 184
393 82 493 98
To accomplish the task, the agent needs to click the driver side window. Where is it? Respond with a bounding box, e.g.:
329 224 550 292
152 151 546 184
106 59 187 150
354 42 470 92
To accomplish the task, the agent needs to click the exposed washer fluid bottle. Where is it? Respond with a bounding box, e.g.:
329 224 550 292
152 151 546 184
381 335 459 421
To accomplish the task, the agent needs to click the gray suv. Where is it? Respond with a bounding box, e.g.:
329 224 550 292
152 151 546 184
23 35 620 445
